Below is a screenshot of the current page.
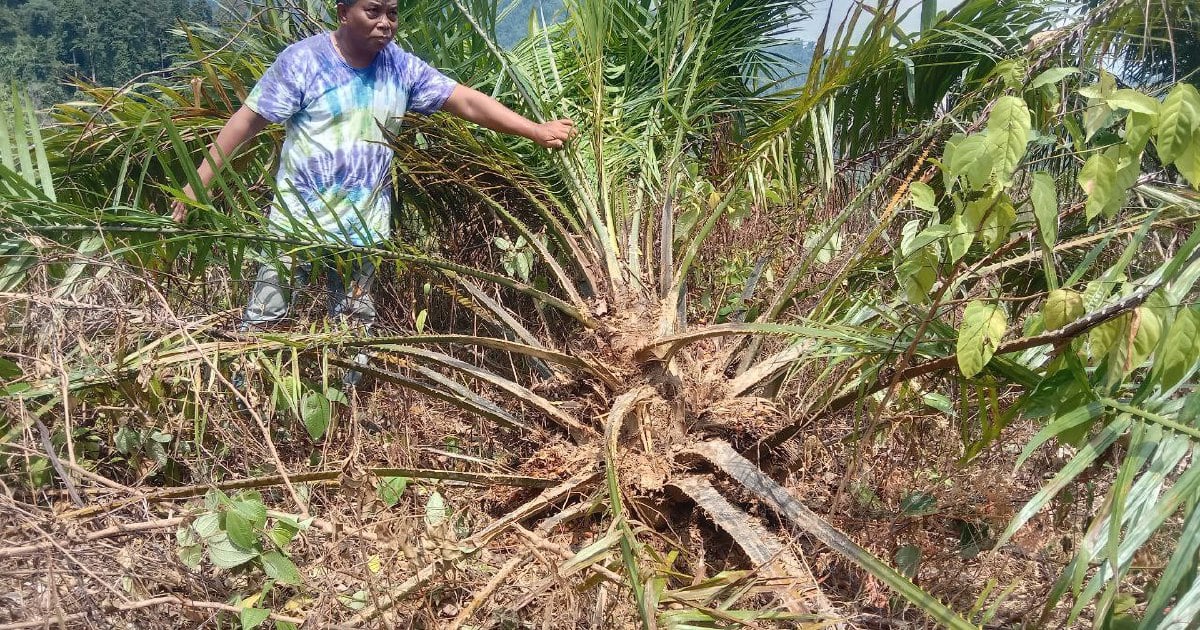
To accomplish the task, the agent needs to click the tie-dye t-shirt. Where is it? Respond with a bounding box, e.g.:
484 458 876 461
244 33 457 245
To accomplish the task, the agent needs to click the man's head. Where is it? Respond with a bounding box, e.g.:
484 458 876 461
335 0 398 55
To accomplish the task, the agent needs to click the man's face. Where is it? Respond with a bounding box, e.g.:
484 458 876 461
338 0 398 52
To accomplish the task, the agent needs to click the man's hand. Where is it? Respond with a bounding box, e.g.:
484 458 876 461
533 119 577 149
171 185 196 223
442 86 578 149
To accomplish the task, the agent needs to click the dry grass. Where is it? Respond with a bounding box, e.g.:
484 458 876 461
0 184 1148 629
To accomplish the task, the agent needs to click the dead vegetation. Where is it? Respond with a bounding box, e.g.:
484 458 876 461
0 274 1122 628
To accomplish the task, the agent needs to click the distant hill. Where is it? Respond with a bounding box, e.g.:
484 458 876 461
0 0 212 105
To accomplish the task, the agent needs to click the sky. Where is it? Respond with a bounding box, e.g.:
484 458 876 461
496 0 958 49
788 0 951 41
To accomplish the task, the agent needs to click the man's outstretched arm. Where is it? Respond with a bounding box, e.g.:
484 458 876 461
171 105 272 222
440 85 574 149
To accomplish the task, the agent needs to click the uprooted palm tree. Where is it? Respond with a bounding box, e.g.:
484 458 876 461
3 0 1200 626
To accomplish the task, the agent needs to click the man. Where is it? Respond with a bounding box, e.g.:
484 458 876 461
172 0 573 383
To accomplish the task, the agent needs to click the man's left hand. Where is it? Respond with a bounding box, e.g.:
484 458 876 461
533 119 577 149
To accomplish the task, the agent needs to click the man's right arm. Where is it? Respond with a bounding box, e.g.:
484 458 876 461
172 105 271 222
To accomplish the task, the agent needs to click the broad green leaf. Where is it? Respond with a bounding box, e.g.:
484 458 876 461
1174 139 1200 189
208 534 258 569
424 491 449 528
261 550 303 585
0 358 20 379
1078 152 1121 221
1125 112 1155 153
301 391 330 441
900 492 937 516
377 476 409 507
909 181 937 212
1023 368 1081 419
816 230 843 264
1030 172 1058 245
1112 146 1141 193
1084 102 1115 141
0 382 30 396
515 251 533 282
1106 307 1164 379
268 520 300 549
980 196 1016 251
113 426 139 455
1154 307 1200 391
947 213 972 262
1029 67 1078 89
902 222 950 257
992 59 1028 91
1127 307 1163 374
922 392 954 415
1043 289 1084 331
1156 83 1200 165
176 525 198 548
1081 72 1118 140
897 247 938 304
957 301 1008 378
965 195 1015 251
1106 89 1160 115
985 96 1031 184
324 387 348 405
224 510 257 550
231 493 268 529
338 590 368 611
944 134 993 191
895 545 922 579
240 607 270 630
1089 315 1128 363
177 544 202 570
192 513 222 540
900 220 922 256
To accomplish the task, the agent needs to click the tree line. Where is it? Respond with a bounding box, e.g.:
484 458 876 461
0 0 212 104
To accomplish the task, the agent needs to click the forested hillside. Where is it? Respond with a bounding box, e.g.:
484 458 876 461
0 0 211 103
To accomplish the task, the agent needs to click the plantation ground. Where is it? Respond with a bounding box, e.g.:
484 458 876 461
0 368 1130 628
2 0 1199 627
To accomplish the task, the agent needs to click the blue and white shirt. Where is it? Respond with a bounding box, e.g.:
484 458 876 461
245 32 457 245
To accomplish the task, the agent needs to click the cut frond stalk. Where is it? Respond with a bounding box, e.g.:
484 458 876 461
368 467 560 488
387 346 596 440
688 440 976 630
329 357 532 432
604 386 654 628
671 475 840 621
